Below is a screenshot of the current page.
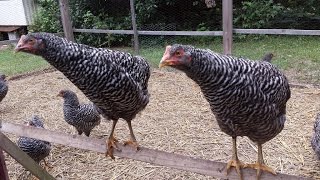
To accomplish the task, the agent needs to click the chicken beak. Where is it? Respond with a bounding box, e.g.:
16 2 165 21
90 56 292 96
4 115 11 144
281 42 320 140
57 92 63 97
159 45 173 68
159 59 173 68
14 35 28 52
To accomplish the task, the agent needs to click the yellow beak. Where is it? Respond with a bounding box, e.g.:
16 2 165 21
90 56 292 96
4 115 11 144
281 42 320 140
159 59 172 68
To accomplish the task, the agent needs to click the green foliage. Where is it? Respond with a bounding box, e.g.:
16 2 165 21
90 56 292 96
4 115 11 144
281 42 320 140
30 0 132 47
29 0 61 33
234 0 284 29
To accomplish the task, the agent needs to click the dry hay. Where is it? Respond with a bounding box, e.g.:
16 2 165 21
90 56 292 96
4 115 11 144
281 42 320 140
1 69 320 180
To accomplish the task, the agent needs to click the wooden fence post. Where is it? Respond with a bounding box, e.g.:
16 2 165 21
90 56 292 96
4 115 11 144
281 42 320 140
130 0 140 54
59 0 74 41
222 0 233 55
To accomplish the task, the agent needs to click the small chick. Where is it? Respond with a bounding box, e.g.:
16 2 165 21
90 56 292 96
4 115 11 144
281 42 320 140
17 115 52 165
58 89 101 137
311 113 320 160
0 74 8 102
261 53 274 63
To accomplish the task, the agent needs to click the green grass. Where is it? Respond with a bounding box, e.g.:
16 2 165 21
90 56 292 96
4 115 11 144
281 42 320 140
1 35 320 83
137 35 320 83
0 46 49 76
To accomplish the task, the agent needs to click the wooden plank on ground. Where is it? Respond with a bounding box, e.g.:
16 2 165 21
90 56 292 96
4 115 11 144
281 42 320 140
0 148 9 180
0 122 311 180
0 132 55 180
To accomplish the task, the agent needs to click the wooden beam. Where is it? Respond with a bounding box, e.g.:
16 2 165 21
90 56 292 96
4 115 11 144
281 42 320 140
59 0 74 41
0 40 18 46
222 0 233 55
0 132 55 180
234 29 320 36
0 122 311 180
129 0 139 54
73 28 320 37
138 30 223 36
0 148 9 180
73 29 223 36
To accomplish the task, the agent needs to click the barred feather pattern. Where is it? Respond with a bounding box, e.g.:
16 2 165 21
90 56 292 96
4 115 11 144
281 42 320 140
61 90 101 136
0 74 8 102
29 33 150 121
170 45 290 144
311 113 320 160
17 116 51 163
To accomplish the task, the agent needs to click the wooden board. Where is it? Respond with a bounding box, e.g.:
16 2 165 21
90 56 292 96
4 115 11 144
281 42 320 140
0 132 55 180
0 122 311 180
0 148 9 180
73 28 320 36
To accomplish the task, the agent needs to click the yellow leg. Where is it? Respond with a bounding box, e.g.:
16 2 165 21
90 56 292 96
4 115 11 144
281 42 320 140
42 159 53 170
226 137 245 180
244 143 276 180
106 120 120 159
123 120 139 151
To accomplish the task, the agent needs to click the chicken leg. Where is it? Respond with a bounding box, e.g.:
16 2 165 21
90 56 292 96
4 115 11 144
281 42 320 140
226 137 245 180
123 120 139 150
42 159 53 171
244 143 276 179
106 120 120 159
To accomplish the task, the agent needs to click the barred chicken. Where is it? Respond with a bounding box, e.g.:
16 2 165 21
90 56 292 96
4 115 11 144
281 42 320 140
311 113 320 160
58 89 101 137
15 33 150 159
17 115 52 165
159 45 290 179
261 53 274 63
0 74 8 102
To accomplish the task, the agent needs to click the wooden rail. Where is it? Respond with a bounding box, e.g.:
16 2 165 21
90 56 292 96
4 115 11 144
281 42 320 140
0 40 18 46
72 28 320 36
73 29 224 36
0 122 311 180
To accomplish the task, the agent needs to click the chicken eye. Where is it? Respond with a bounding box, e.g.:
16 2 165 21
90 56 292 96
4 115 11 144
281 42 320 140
28 39 34 43
175 51 181 56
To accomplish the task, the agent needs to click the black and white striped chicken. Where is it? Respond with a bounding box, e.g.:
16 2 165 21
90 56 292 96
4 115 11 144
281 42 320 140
17 115 52 164
15 33 150 159
159 45 290 179
58 89 101 137
311 113 320 160
0 74 8 102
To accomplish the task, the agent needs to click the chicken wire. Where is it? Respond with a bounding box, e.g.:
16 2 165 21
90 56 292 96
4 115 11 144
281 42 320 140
135 0 219 48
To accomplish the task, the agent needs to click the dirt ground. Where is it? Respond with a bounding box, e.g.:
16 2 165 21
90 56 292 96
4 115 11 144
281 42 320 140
1 69 320 180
